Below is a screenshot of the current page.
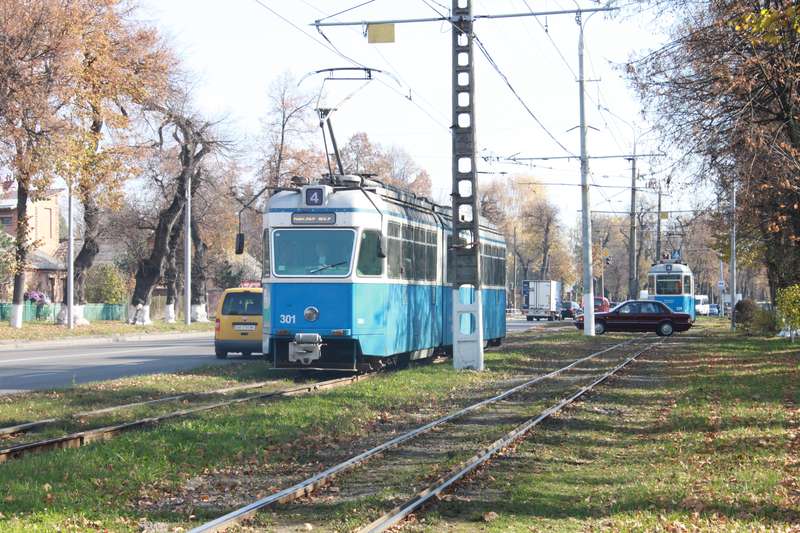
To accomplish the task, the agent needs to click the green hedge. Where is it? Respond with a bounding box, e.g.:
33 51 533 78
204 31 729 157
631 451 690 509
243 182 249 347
0 302 127 322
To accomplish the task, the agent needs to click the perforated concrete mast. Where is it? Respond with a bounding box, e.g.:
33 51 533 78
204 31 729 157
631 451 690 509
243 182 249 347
450 0 484 370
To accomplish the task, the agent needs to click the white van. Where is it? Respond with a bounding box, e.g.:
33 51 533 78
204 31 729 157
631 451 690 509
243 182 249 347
694 295 710 316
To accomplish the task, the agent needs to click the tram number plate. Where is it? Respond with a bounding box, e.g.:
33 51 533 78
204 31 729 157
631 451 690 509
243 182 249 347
233 323 256 331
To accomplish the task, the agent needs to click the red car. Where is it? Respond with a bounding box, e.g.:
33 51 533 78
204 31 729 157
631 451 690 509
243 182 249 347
575 300 692 336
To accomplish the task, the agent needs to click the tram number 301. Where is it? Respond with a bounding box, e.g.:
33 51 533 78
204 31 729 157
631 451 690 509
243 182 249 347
279 314 297 324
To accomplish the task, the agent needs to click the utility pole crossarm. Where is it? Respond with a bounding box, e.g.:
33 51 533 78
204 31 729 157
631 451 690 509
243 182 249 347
311 6 617 28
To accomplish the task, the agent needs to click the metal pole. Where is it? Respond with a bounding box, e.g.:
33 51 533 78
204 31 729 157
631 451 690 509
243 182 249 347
67 185 74 330
578 15 594 336
730 181 736 330
451 0 484 370
655 188 662 260
512 226 517 310
628 151 637 299
185 175 191 325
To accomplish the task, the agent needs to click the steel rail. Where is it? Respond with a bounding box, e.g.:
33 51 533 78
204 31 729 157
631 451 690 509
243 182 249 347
0 374 373 463
189 337 642 533
358 341 660 533
0 377 302 437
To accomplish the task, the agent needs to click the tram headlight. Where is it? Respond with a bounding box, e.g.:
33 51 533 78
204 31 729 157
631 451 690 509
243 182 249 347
304 306 320 322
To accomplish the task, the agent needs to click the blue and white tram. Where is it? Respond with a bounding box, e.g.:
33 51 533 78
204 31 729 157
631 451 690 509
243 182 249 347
646 260 696 320
261 175 507 371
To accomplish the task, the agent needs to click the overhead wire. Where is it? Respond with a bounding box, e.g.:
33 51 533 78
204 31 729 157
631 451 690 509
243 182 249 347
300 0 452 129
314 0 377 22
254 0 452 133
420 0 576 157
251 0 365 67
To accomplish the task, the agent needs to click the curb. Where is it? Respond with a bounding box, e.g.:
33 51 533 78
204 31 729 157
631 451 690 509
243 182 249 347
0 331 213 352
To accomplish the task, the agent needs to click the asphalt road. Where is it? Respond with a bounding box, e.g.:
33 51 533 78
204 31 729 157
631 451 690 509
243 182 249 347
0 337 220 394
0 319 578 394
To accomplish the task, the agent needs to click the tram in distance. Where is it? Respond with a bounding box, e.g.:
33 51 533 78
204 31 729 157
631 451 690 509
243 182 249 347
248 173 507 371
645 256 696 321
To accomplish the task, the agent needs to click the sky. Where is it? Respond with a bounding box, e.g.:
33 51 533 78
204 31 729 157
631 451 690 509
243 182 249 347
135 0 701 232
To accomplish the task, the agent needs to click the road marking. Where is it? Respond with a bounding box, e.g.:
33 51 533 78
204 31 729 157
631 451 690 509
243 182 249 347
0 345 211 365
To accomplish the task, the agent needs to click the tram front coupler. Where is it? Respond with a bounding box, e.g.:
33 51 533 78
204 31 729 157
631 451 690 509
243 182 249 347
288 333 324 365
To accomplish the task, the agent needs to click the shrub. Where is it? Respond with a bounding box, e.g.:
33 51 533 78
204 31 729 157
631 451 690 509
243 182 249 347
734 298 758 329
776 284 800 340
85 265 128 304
751 308 780 336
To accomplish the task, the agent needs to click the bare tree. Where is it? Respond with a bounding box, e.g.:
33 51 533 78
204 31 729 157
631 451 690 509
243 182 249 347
129 101 225 324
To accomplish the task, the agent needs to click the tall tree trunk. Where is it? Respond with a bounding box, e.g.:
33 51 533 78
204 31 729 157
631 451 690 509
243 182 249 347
163 210 184 323
72 117 104 306
539 218 551 280
10 178 29 328
190 216 209 321
129 183 186 323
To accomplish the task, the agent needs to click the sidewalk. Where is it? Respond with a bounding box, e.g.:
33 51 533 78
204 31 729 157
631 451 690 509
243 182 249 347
0 330 213 352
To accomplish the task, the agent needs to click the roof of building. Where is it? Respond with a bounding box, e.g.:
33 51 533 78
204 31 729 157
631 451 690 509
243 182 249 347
54 238 127 267
28 249 65 271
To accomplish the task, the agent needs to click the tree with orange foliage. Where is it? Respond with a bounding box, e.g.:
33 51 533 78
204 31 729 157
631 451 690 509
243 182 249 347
632 0 800 299
0 0 83 327
57 0 171 323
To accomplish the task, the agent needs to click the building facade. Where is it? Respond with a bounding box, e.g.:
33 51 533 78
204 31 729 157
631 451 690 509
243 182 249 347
0 186 65 302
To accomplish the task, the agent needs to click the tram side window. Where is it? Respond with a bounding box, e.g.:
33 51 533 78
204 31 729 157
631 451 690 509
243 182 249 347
387 222 438 281
683 275 692 295
262 228 270 278
357 230 384 276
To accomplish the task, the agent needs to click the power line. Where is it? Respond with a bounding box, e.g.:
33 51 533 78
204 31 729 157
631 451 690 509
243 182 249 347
314 0 377 23
472 34 576 156
418 0 576 157
251 0 365 67
254 0 451 132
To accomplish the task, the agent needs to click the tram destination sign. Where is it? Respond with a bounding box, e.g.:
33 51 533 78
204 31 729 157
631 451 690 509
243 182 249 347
291 212 336 225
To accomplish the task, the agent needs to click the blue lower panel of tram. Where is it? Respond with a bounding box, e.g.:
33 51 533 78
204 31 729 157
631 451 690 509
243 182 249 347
654 295 696 320
267 283 506 370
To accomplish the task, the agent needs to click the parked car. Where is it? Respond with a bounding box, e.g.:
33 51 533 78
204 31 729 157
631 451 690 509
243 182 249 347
561 301 581 319
215 287 263 358
594 296 611 313
574 299 692 336
709 303 720 316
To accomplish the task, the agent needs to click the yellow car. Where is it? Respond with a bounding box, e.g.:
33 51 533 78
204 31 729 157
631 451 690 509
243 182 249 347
214 287 263 359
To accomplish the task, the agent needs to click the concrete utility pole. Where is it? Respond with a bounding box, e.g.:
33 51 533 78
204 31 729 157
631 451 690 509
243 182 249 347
730 180 737 330
577 12 594 336
184 174 191 325
450 0 484 370
627 152 637 299
313 4 616 349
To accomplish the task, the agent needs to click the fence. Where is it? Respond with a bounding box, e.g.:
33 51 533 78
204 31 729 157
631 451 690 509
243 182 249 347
0 302 127 324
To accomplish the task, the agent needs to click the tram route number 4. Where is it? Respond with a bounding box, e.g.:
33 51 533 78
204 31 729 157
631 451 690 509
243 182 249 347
305 188 323 206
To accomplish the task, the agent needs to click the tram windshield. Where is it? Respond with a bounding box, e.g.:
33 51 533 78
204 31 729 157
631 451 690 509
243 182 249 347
272 229 355 276
655 274 683 295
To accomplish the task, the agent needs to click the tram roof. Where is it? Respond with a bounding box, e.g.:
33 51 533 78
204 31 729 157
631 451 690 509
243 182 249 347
648 261 693 274
266 174 501 234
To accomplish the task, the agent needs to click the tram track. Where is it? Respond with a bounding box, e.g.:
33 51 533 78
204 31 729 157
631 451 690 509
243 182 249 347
0 325 570 453
0 373 374 464
358 340 659 532
187 336 653 533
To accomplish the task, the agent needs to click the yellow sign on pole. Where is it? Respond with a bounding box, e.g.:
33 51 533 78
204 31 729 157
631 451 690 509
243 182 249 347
660 211 669 220
367 23 395 43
